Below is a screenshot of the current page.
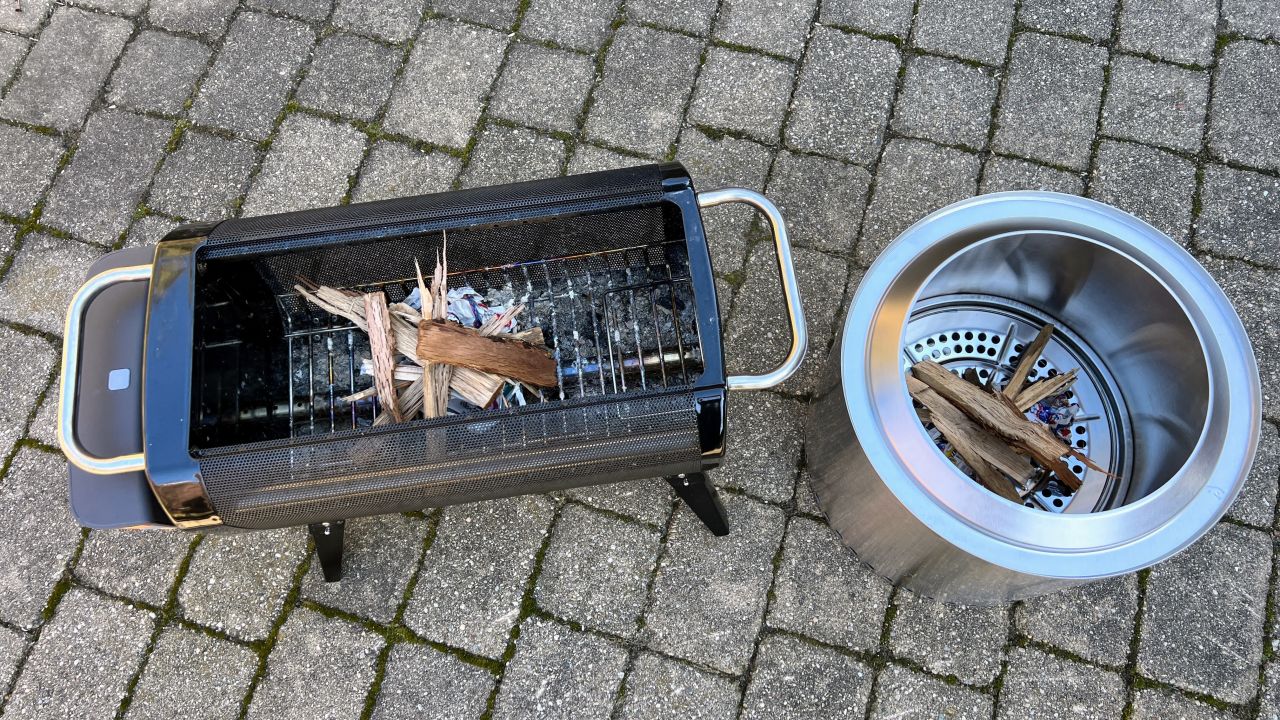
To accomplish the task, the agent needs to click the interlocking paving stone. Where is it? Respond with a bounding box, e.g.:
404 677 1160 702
247 0 333 22
4 588 154 719
997 646 1126 719
725 245 850 396
0 624 27 696
618 652 741 720
301 513 430 623
1129 688 1235 720
0 7 131 132
912 0 1016 66
715 0 816 59
0 0 52 34
768 516 891 651
149 130 258 220
0 124 61 221
427 0 520 30
402 496 555 658
178 527 309 641
124 625 259 720
42 111 170 246
74 0 146 15
490 43 595 135
870 664 994 720
106 31 211 117
243 114 367 216
1139 522 1271 703
688 47 794 143
1019 0 1116 40
859 139 979 266
522 0 618 51
383 19 507 149
892 55 997 151
1014 574 1138 666
765 150 869 255
371 643 497 720
1223 0 1280 41
493 616 629 719
625 0 717 34
1199 257 1280 419
0 233 104 334
1226 421 1279 527
2 328 55 444
643 494 786 674
585 25 702 157
565 479 674 527
1102 55 1208 154
1210 41 1280 173
0 31 28 86
568 145 649 174
1263 662 1280 719
741 634 874 720
819 0 914 37
785 27 899 165
297 33 401 122
993 33 1107 171
25 373 59 447
889 590 1008 685
1117 0 1217 67
331 0 425 43
674 127 772 274
353 141 460 203
122 214 180 248
460 125 566 188
794 469 821 515
980 156 1085 194
1198 164 1280 269
1089 140 1196 245
710 390 804 502
246 608 385 720
75 529 194 608
147 0 239 39
535 503 660 637
190 12 316 141
0 449 79 630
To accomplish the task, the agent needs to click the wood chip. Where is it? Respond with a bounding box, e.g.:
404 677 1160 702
1014 368 1079 412
1002 324 1055 399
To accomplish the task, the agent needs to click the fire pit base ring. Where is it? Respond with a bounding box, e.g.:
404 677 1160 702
808 192 1261 605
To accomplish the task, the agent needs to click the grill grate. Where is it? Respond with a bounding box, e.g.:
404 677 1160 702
279 240 703 439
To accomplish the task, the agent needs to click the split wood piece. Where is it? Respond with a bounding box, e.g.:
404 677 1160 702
343 379 410 403
961 368 983 388
912 359 1103 491
364 292 403 423
907 376 1032 498
1002 324 1055 399
418 251 452 419
1014 369 1079 412
376 377 425 426
296 284 421 361
417 319 558 388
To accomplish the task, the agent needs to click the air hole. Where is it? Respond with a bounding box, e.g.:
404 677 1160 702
951 332 960 341
991 336 1000 343
979 369 989 378
927 338 935 346
964 331 973 340
1041 488 1051 496
1028 371 1038 381
1048 369 1058 377
938 335 948 342
954 345 963 354
1025 502 1035 507
931 350 940 359
987 347 997 356
1052 498 1064 508
1065 390 1074 398
1014 343 1025 353
965 345 974 353
1075 426 1086 434
914 343 924 352
978 333 987 342
1076 439 1086 448
1072 465 1084 474
942 347 952 356
977 345 987 354
1037 359 1047 368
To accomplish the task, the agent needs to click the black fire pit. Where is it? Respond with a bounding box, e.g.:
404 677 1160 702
58 164 805 580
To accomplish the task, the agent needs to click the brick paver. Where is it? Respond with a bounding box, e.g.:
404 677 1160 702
0 1 1278 717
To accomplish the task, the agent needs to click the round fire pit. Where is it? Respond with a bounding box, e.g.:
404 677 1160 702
807 192 1261 604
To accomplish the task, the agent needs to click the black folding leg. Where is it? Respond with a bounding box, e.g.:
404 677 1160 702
308 520 345 582
666 472 730 536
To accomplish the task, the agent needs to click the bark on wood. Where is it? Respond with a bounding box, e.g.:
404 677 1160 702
1003 324 1055 399
912 359 1098 491
1014 369 1079 412
364 292 403 423
417 320 557 387
908 376 1033 495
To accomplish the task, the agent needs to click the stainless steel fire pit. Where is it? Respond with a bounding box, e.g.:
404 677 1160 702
808 192 1261 604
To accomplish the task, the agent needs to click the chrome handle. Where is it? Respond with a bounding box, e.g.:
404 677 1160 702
58 264 152 475
697 188 807 391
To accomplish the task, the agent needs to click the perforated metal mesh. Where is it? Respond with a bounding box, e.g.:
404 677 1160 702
199 391 701 529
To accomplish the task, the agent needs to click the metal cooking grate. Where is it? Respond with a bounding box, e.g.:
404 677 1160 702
278 240 703 438
903 295 1131 513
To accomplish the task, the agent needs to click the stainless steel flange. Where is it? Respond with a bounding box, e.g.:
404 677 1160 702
807 192 1261 604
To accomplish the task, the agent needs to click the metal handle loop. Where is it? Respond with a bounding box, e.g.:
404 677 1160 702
58 264 152 475
697 188 807 391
